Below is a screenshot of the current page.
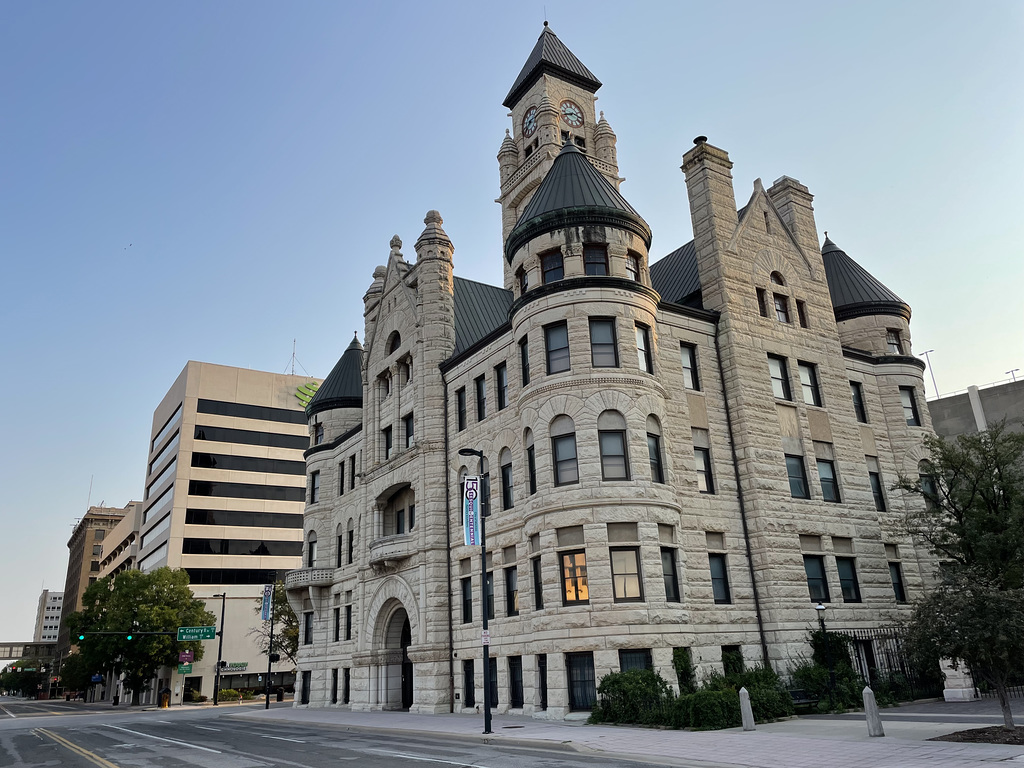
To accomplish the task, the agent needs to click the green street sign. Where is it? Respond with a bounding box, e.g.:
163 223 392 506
177 626 216 641
177 663 192 674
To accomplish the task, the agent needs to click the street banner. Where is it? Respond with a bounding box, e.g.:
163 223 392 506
261 583 274 621
463 475 480 547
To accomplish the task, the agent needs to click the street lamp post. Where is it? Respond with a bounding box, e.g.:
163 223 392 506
458 447 492 735
815 602 836 710
213 593 227 705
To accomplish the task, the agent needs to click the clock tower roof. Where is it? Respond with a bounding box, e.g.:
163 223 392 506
503 23 602 109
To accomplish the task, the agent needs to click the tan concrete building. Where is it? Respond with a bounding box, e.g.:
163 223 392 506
286 25 937 716
97 502 143 578
137 361 320 699
32 590 63 643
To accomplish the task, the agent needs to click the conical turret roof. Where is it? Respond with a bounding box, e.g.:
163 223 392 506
503 24 601 109
505 141 651 261
821 236 911 322
306 335 364 418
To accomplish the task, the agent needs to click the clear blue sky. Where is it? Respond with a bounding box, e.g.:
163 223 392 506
2 1 1021 640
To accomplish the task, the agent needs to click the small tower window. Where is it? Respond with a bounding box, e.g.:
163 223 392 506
561 130 570 143
626 252 641 282
886 330 903 355
574 136 586 151
541 251 564 284
583 244 608 276
517 267 528 295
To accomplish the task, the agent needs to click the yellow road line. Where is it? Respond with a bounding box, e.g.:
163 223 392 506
34 728 121 768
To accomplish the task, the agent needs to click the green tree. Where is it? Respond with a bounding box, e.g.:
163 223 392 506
66 567 215 705
248 582 298 666
895 423 1024 729
1 660 44 697
58 651 96 693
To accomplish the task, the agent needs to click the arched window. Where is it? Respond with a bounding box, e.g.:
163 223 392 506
524 429 537 495
597 410 628 480
550 415 579 486
646 415 665 484
307 531 318 568
770 271 785 286
387 332 402 354
500 448 514 510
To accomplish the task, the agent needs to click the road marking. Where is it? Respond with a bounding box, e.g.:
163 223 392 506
259 734 307 743
0 705 15 718
102 725 221 753
368 750 492 767
34 728 121 768
193 725 220 731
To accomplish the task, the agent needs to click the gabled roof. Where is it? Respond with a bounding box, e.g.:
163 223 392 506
821 236 911 322
453 277 514 356
505 142 651 260
306 335 363 417
503 23 602 109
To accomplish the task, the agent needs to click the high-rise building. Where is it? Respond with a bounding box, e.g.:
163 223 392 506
32 590 64 643
136 361 320 698
286 25 938 716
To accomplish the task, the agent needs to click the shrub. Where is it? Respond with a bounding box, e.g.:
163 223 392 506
589 669 675 725
673 648 697 694
688 689 741 730
240 689 255 700
218 688 240 700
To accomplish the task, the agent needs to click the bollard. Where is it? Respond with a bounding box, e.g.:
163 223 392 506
739 686 756 731
863 686 885 737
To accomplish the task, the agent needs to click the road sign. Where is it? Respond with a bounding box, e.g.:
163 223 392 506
481 630 490 646
179 650 194 663
177 663 193 674
90 674 104 683
177 626 216 641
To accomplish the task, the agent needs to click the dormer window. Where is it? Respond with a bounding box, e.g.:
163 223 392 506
583 244 608 276
541 251 564 283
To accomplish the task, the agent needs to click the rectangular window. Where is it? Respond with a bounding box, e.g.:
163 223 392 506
900 386 921 426
850 381 868 423
709 552 731 604
403 413 414 449
501 461 514 510
561 550 589 605
518 267 528 294
796 299 808 328
661 548 680 602
803 554 830 602
583 243 608 275
396 508 406 534
836 557 862 602
461 577 472 624
756 288 769 317
488 657 498 708
636 323 653 373
867 456 886 511
768 355 791 400
648 433 665 484
485 571 495 621
798 361 822 406
786 455 810 499
599 430 629 480
545 322 570 374
693 429 714 494
566 652 596 711
382 427 393 460
349 455 356 489
343 668 351 704
552 433 579 485
463 660 475 707
610 547 643 602
338 462 345 496
456 388 466 431
345 604 352 640
303 611 314 645
314 422 325 445
626 252 640 281
589 318 619 368
680 344 700 390
886 329 903 354
347 527 354 564
774 293 790 323
475 375 486 421
333 607 340 642
541 251 564 283
619 648 653 672
519 337 530 386
889 562 907 603
310 471 321 504
508 656 524 708
532 556 544 609
817 459 840 502
505 566 519 616
481 472 491 518
527 445 537 494
496 363 508 410
408 503 415 531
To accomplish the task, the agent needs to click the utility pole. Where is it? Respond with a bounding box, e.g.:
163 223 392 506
213 593 226 705
459 447 492 734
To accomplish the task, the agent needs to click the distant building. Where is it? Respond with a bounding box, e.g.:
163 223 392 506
56 504 133 658
97 502 144 578
134 361 320 700
32 590 63 643
928 380 1024 437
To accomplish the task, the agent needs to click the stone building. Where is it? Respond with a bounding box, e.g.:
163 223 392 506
286 24 937 717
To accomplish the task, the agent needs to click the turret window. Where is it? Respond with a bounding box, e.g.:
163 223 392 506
900 387 921 426
541 251 564 283
517 267 528 295
584 244 608 276
626 252 641 282
589 318 618 368
886 330 904 354
545 322 570 374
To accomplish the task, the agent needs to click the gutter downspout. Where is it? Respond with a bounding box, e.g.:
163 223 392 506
714 319 770 667
443 378 455 712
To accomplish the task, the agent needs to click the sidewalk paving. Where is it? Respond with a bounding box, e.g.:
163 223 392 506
233 699 1024 768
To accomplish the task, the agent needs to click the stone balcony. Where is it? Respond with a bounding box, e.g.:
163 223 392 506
284 567 335 591
368 533 415 567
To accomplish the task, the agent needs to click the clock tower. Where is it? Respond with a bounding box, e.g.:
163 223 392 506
496 24 622 289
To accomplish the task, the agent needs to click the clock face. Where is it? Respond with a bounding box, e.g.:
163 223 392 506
560 100 584 128
522 106 538 138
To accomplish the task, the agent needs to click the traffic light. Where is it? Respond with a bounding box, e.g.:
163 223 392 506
218 660 227 668
126 634 133 640
269 653 280 663
78 634 85 641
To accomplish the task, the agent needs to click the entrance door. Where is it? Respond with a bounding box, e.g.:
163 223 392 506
400 618 413 709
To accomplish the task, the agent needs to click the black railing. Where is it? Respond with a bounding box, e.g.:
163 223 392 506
840 626 944 701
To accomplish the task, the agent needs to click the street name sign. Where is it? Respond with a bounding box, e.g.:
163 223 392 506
177 626 216 641
177 663 193 674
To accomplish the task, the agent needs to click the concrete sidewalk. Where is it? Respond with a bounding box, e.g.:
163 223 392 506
232 700 1024 768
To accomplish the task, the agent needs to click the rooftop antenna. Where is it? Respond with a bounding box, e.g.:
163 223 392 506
86 475 93 508
283 339 312 378
1008 369 1020 383
921 350 939 396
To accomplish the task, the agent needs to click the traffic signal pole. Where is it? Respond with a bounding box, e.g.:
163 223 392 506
213 593 226 705
265 595 276 710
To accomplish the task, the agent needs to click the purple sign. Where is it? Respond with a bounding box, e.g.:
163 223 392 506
178 650 194 663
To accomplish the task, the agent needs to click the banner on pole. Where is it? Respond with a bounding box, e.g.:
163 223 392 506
261 584 273 621
463 475 480 546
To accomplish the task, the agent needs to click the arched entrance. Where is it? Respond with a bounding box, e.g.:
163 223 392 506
381 605 413 710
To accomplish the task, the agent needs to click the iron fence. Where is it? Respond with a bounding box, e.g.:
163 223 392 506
840 626 944 701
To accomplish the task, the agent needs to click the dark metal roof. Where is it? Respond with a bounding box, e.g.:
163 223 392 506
306 335 363 418
453 276 514 357
503 24 602 109
650 240 702 308
505 142 651 260
821 236 911 322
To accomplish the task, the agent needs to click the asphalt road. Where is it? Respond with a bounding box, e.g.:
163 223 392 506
0 698 664 768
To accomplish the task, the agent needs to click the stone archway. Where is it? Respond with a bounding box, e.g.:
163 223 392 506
371 599 414 710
